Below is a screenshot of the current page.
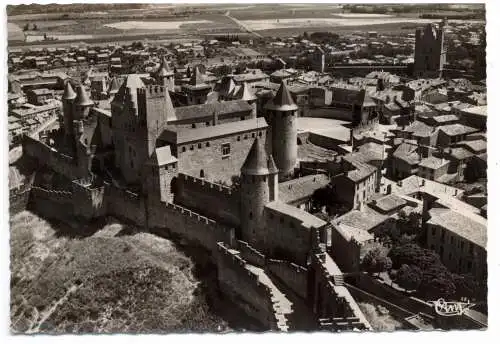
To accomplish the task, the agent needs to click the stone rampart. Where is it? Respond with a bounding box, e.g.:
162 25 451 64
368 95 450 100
215 242 282 330
72 178 108 220
175 173 240 227
267 259 308 299
22 135 79 180
106 184 146 226
237 240 266 267
149 201 235 252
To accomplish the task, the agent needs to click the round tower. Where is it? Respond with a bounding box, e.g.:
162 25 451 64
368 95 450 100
264 81 298 180
235 81 257 118
74 85 94 120
62 81 76 141
240 138 278 249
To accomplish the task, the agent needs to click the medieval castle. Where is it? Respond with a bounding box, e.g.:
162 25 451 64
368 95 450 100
18 58 373 332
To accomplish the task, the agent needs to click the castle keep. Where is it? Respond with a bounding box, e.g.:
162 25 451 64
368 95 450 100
19 68 371 332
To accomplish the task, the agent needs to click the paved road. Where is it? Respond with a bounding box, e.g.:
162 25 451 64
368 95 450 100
224 11 263 39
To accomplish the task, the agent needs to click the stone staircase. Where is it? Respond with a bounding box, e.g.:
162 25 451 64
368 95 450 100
246 264 294 332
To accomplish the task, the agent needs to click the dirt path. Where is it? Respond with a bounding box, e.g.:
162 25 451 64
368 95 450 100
26 284 80 334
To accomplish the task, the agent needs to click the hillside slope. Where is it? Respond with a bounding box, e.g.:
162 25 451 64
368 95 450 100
10 211 229 333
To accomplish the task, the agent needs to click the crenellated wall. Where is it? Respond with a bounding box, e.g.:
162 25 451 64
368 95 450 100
237 240 266 267
22 135 81 180
106 184 146 226
267 259 308 299
29 186 74 221
72 178 108 220
149 201 235 252
215 242 286 330
174 173 240 227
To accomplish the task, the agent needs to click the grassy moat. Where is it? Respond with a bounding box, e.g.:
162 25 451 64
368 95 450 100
10 211 233 333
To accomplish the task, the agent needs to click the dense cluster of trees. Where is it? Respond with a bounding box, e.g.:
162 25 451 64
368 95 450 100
388 243 484 301
361 248 392 277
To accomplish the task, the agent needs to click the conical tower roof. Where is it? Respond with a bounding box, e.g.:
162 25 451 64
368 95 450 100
235 81 256 101
241 138 275 176
220 75 236 97
108 77 121 95
265 81 298 111
189 66 205 86
62 81 77 100
75 85 93 107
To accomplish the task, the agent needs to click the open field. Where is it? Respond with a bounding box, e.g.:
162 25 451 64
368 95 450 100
7 4 485 46
10 211 229 333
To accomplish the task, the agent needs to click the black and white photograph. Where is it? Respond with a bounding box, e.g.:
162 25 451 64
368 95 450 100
5 1 489 335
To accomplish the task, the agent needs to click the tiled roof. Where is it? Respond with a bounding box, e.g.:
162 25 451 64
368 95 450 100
173 100 253 122
438 123 477 136
427 208 486 248
393 142 420 165
265 201 327 229
161 117 268 144
333 208 388 233
418 156 449 170
449 147 474 160
279 174 330 204
370 194 407 213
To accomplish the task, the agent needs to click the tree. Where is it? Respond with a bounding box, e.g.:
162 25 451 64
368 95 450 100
361 248 390 276
23 23 30 31
388 243 440 270
396 264 422 291
376 256 392 277
452 273 480 301
33 24 38 31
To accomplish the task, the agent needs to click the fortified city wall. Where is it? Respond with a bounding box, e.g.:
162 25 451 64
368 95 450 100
174 173 240 227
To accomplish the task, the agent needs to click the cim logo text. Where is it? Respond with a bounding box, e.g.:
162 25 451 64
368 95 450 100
430 298 475 316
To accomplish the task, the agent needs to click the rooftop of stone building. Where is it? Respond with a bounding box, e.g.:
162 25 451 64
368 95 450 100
279 174 330 204
403 120 435 137
382 175 464 200
297 141 338 162
392 142 420 165
345 160 377 183
418 156 449 170
369 194 407 213
173 100 253 122
333 208 387 240
427 207 487 248
265 201 327 229
334 222 375 244
438 123 477 136
433 114 459 123
161 117 268 144
460 105 487 117
10 103 60 118
449 147 475 160
461 139 487 153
